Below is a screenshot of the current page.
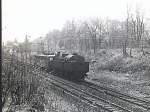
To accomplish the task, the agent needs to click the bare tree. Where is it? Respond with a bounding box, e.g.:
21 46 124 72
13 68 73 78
84 19 99 55
135 8 145 54
84 18 105 55
122 6 130 57
128 6 145 55
76 21 91 54
61 20 78 51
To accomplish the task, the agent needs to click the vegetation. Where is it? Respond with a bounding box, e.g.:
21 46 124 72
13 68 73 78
2 5 150 112
29 7 150 58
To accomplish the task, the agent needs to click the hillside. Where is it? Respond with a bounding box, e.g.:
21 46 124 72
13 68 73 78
87 48 150 100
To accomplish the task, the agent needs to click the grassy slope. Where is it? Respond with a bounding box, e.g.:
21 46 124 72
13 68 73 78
86 48 150 99
94 48 150 74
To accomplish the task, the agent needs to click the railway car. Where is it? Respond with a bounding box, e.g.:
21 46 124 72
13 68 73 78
33 53 55 71
34 52 89 81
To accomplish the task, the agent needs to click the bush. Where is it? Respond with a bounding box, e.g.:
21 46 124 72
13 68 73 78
144 67 150 76
97 55 150 73
31 101 45 111
98 55 124 72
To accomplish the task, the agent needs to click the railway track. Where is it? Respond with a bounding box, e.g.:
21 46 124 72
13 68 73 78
4 59 131 112
42 76 121 112
40 70 150 111
5 56 150 112
84 81 150 111
44 74 135 112
45 73 149 112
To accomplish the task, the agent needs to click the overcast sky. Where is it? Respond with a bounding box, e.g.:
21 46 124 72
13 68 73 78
2 0 150 43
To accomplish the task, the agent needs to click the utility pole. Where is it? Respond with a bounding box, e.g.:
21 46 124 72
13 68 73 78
46 34 50 54
2 42 5 57
40 37 44 54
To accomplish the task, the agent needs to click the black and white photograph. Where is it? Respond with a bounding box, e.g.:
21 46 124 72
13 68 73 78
2 0 150 111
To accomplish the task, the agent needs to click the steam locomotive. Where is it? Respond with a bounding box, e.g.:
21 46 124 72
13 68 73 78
33 52 89 81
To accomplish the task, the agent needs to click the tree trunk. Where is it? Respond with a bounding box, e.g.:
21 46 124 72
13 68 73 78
129 48 132 57
122 40 128 57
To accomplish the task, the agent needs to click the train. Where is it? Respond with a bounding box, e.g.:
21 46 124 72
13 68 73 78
33 52 89 81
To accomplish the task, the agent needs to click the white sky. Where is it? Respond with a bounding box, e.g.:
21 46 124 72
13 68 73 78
2 0 150 43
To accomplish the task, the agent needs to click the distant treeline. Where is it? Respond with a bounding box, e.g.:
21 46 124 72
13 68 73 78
31 9 150 56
